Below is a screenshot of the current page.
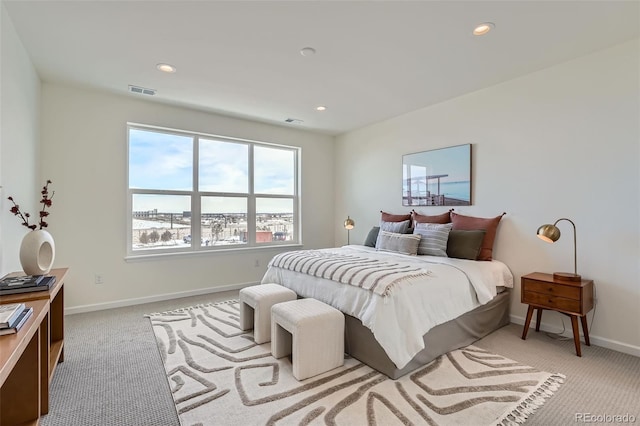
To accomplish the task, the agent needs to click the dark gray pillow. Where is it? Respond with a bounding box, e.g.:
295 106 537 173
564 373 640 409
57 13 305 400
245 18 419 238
446 230 486 260
364 227 380 247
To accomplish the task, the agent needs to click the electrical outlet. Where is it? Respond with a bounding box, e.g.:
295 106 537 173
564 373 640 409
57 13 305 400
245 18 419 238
95 274 104 285
254 259 260 267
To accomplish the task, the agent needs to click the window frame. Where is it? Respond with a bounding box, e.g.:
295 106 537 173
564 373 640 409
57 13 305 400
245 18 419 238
126 123 301 259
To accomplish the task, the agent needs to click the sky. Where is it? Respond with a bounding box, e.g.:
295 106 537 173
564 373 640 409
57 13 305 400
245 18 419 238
402 144 471 183
129 128 296 213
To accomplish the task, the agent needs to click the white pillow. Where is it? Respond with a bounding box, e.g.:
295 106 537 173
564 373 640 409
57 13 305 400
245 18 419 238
413 222 453 256
379 219 410 234
375 230 421 256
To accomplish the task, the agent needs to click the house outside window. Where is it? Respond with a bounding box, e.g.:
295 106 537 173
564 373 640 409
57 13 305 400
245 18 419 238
127 124 300 256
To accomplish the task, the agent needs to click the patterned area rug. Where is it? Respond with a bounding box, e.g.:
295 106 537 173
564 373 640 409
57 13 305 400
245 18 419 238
146 301 564 426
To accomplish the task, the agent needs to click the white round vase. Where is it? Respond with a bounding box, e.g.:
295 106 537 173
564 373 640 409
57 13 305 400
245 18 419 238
19 229 55 275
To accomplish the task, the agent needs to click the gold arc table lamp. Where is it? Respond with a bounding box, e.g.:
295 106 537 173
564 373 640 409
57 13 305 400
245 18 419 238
344 216 355 245
536 217 581 282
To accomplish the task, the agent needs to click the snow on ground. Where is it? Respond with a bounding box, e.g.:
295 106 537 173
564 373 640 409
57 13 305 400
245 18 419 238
133 219 190 229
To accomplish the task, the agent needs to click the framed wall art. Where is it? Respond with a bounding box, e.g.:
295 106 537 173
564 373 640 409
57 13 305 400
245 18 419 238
402 144 471 206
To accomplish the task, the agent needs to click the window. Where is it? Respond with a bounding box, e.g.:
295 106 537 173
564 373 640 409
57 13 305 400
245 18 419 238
127 124 299 256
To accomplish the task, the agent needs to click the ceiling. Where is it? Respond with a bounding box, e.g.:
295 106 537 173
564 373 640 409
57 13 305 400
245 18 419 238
4 0 639 135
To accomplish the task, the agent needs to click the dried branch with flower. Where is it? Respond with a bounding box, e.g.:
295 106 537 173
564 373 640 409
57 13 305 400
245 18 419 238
8 180 54 230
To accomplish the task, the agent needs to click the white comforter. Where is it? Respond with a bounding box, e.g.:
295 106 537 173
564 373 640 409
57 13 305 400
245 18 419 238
261 245 513 369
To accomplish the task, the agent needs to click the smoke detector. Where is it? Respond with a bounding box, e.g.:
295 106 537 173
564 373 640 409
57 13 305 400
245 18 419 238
300 47 316 57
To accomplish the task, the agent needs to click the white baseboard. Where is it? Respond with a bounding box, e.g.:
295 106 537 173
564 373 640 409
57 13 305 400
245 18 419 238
65 281 258 315
510 314 640 358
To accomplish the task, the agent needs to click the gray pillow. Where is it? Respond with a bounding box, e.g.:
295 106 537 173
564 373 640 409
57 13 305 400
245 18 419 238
446 230 486 260
413 222 453 256
363 227 380 247
379 219 410 234
376 230 421 256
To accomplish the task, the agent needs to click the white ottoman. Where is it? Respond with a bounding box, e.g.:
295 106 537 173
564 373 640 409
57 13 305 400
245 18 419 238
239 284 297 344
271 298 345 381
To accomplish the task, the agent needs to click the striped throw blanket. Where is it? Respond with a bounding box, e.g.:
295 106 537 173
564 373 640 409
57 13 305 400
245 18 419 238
268 250 432 297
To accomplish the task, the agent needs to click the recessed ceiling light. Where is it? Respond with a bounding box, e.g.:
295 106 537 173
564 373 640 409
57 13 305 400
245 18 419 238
316 106 327 111
473 22 495 36
300 47 316 57
156 63 177 73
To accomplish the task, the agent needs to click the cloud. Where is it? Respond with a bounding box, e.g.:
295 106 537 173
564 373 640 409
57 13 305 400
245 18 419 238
199 138 249 192
254 146 295 194
129 129 193 190
129 129 297 213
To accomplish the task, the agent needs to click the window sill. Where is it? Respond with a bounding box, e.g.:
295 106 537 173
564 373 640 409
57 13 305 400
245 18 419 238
124 243 303 262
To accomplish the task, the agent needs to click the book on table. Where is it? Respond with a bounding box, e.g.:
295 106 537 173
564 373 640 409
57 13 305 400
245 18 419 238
0 307 34 336
0 275 56 296
0 302 27 328
0 274 45 288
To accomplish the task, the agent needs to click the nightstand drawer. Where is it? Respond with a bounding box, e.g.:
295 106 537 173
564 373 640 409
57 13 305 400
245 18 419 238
522 291 581 312
522 279 580 300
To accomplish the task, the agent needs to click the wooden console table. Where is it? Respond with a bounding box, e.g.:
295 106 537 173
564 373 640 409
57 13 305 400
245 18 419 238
0 267 68 413
0 299 49 425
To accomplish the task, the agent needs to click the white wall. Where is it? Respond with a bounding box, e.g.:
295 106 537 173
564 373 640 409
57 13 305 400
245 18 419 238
335 40 640 355
40 84 334 311
0 4 41 275
3 4 638 355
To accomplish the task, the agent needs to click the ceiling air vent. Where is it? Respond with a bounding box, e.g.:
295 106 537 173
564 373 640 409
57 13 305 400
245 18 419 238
128 85 156 96
285 118 304 124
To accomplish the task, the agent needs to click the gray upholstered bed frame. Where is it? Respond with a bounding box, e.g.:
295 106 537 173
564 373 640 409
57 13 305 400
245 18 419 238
343 289 511 379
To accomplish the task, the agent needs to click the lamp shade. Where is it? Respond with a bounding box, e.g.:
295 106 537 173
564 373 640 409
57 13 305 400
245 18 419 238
344 216 355 230
536 224 561 243
536 218 581 282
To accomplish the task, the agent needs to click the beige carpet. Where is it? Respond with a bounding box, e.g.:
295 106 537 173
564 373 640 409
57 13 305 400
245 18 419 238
146 300 564 426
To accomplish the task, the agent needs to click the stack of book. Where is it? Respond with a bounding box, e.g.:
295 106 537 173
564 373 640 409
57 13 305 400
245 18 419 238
0 274 56 296
0 303 33 335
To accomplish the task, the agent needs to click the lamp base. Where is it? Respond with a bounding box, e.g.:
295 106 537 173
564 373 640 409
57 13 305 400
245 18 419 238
553 272 582 282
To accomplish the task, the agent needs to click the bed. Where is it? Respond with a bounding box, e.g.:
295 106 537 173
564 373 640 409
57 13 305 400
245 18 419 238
261 244 513 379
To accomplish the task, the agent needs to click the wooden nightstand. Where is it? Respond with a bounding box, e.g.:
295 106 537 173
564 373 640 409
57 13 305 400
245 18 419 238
521 272 594 356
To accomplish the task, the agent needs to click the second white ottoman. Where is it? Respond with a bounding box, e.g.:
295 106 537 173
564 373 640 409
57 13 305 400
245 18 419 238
271 298 345 381
239 283 297 344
